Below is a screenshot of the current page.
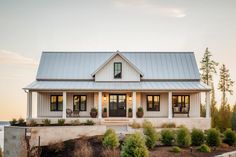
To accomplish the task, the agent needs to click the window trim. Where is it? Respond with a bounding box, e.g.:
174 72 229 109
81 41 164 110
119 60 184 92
172 95 190 112
114 62 122 79
73 95 87 111
50 95 63 111
146 95 160 111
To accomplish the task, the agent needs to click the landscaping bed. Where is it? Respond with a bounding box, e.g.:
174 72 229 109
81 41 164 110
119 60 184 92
39 136 236 157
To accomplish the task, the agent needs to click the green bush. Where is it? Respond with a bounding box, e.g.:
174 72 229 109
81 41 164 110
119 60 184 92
206 128 221 147
170 146 181 153
71 119 80 126
42 119 51 126
28 119 37 127
137 107 143 112
160 129 175 146
191 128 205 146
57 119 65 126
223 129 236 146
18 118 25 126
128 108 132 112
84 119 95 125
161 123 176 128
176 127 191 148
197 144 211 152
103 129 119 149
143 121 158 149
9 118 17 126
121 132 148 157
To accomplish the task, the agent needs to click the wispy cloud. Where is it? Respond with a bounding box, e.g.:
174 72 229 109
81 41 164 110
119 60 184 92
113 0 186 18
0 50 38 66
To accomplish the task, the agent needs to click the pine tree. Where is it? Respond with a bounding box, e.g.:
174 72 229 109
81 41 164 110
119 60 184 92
210 83 220 128
231 104 236 130
218 64 234 131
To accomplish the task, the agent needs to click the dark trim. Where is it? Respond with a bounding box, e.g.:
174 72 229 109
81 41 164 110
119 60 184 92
172 95 190 117
109 94 126 117
146 95 160 111
114 62 122 79
73 95 87 111
50 95 63 111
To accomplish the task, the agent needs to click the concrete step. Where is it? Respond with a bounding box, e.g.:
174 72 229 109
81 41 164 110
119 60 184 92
101 118 131 125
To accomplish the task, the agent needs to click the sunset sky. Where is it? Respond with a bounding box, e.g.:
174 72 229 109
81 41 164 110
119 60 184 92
0 0 236 120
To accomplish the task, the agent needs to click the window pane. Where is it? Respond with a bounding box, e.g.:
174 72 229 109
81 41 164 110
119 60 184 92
172 96 177 107
110 95 117 110
74 96 80 111
147 96 153 109
80 96 86 111
58 96 63 111
154 96 160 111
114 63 122 78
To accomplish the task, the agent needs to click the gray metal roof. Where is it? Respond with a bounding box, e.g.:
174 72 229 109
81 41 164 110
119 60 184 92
36 52 200 80
24 81 210 91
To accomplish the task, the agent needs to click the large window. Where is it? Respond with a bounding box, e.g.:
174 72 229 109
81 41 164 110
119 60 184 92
147 95 160 111
172 95 190 113
114 62 122 79
50 95 63 111
73 95 87 111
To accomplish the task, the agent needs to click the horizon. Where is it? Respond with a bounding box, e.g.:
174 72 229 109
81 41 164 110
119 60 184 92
1 0 236 120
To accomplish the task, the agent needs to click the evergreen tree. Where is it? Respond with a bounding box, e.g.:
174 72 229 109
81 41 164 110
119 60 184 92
219 103 232 132
231 104 236 130
210 83 220 128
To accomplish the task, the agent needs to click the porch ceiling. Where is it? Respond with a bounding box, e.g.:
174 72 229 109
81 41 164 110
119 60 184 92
24 81 210 91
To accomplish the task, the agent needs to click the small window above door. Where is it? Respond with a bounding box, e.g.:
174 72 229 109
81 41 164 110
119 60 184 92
114 62 122 79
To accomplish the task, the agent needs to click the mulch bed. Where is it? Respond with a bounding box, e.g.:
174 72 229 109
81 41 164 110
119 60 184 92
39 136 236 157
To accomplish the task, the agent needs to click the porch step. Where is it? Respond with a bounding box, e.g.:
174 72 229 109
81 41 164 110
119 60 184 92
101 118 131 125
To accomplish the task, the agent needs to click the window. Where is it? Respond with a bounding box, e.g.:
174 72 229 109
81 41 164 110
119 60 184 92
172 95 190 113
50 95 63 111
147 95 160 111
114 62 122 79
73 95 87 111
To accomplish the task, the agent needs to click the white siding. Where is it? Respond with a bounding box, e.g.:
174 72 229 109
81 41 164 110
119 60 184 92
189 93 201 117
95 55 140 82
37 92 94 117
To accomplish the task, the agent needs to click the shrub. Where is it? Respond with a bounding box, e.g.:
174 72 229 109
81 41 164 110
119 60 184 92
161 123 176 128
137 107 143 112
57 119 65 126
191 128 205 146
84 119 95 125
9 118 17 126
143 120 158 149
42 119 51 126
130 121 141 129
223 129 236 146
103 107 107 112
206 128 221 147
18 118 25 126
128 108 132 112
176 127 191 148
121 132 148 157
197 144 211 153
28 120 37 127
170 146 181 153
71 119 80 126
103 129 119 149
160 129 175 146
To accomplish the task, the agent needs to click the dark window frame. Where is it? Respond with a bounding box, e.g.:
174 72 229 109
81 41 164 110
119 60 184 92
50 95 63 111
146 95 160 111
114 62 122 79
73 95 87 111
172 95 190 112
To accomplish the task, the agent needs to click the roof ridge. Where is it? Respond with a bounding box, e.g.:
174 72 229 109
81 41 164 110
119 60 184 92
42 51 194 54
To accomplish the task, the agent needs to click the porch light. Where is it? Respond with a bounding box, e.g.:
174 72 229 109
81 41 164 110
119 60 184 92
103 95 107 101
25 128 31 140
129 96 132 101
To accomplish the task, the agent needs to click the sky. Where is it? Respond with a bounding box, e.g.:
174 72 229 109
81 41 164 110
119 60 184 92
0 0 236 120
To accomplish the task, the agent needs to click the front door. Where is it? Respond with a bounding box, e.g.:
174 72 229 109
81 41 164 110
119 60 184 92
109 94 126 117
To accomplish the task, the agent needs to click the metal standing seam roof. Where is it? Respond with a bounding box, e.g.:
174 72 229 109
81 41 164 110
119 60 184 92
36 52 201 80
24 81 210 91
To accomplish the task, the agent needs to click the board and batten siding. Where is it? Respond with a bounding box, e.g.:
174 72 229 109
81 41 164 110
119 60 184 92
95 55 141 82
37 92 94 117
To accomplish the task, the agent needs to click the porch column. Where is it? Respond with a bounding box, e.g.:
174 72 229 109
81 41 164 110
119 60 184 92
98 91 102 119
168 91 172 119
62 91 67 119
132 91 136 119
27 91 32 119
206 91 210 118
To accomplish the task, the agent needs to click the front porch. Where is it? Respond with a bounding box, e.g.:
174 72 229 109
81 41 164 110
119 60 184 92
26 90 211 127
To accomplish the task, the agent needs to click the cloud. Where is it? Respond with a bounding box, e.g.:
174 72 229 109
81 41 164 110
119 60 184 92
113 0 186 18
0 50 38 66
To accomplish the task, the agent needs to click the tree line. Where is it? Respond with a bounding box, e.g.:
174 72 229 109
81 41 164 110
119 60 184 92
200 48 235 132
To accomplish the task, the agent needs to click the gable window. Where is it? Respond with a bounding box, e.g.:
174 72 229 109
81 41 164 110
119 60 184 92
50 95 63 111
114 62 122 79
147 95 160 111
73 95 87 111
172 95 190 113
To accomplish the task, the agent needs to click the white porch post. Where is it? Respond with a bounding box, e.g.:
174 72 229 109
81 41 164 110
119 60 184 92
98 91 102 119
27 91 32 119
62 91 67 119
206 91 210 118
132 91 136 119
168 91 172 119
